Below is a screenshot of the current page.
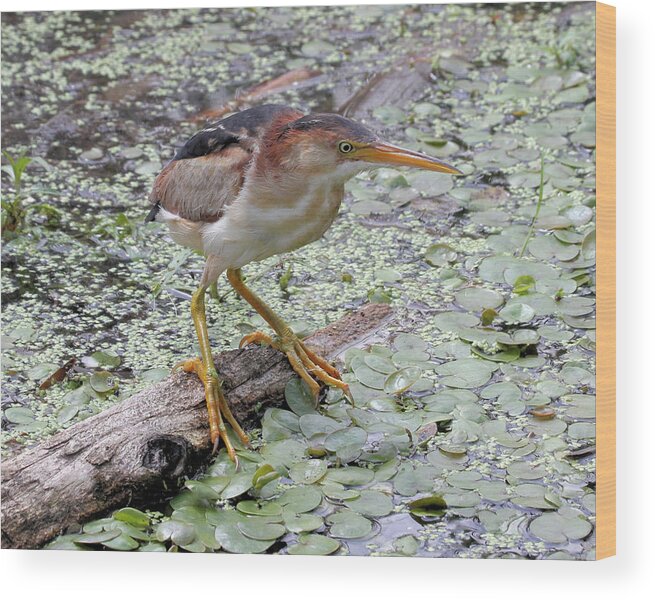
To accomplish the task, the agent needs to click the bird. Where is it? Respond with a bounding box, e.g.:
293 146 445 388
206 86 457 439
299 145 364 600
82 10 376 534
147 104 462 462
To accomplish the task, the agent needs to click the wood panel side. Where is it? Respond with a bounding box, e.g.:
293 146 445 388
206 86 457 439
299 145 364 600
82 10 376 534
595 1 616 561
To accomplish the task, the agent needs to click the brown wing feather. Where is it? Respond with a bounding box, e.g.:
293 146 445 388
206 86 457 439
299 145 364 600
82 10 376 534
148 105 304 224
150 146 250 222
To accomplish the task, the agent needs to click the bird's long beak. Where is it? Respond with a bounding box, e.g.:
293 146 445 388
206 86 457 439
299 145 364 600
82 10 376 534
356 141 462 175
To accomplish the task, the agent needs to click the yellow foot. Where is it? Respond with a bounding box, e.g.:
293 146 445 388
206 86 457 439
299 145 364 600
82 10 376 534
239 331 350 401
174 358 250 462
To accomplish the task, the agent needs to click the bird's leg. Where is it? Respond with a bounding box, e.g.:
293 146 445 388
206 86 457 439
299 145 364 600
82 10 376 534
176 284 249 462
226 268 349 400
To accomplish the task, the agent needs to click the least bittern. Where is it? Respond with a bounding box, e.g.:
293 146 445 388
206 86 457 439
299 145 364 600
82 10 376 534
147 104 461 461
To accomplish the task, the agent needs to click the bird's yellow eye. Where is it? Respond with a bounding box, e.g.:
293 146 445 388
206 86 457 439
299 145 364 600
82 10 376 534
338 141 354 154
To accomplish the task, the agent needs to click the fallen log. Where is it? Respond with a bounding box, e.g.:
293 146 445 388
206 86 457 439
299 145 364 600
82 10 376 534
1 303 392 549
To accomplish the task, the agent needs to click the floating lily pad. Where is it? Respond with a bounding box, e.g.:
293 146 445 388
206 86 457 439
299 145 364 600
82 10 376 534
324 466 374 487
529 511 592 543
325 427 367 452
408 495 448 518
4 406 36 424
426 243 457 266
237 520 286 541
236 500 282 517
455 287 504 312
213 511 276 554
285 378 317 416
283 512 323 533
113 507 150 529
89 371 118 394
499 303 535 324
289 459 328 484
345 490 393 517
383 367 421 395
287 533 340 556
327 510 373 539
278 485 323 514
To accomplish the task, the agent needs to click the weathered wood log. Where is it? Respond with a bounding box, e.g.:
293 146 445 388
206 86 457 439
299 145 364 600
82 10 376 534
1 304 392 549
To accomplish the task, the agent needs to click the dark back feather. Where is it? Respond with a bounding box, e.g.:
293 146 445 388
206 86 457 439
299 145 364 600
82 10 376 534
148 104 302 223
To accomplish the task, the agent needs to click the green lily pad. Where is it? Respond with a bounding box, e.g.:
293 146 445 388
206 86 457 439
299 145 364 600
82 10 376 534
283 512 323 533
408 495 448 517
383 367 422 395
325 427 367 452
219 472 254 499
287 533 340 556
285 377 317 416
89 350 121 368
529 511 592 543
236 500 282 517
278 485 323 513
455 287 504 312
237 520 286 541
289 459 328 484
324 466 374 486
499 303 536 324
506 462 547 480
299 414 342 438
89 371 118 394
140 368 170 383
102 533 139 551
434 311 480 333
354 365 388 390
393 333 428 353
344 490 393 517
252 464 281 490
327 510 373 539
4 406 36 424
155 520 196 547
364 354 397 374
426 243 457 266
213 511 276 554
434 358 496 389
74 529 122 545
113 507 150 529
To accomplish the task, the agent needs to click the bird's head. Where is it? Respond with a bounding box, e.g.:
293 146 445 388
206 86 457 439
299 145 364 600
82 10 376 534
268 113 462 181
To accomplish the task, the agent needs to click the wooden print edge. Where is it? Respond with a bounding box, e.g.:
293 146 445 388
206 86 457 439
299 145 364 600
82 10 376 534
595 1 616 560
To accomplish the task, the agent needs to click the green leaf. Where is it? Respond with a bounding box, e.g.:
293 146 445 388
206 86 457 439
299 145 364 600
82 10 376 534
278 485 323 513
327 510 373 539
252 464 281 490
89 371 118 394
289 459 328 484
455 287 504 311
283 512 323 533
324 427 367 452
384 367 422 395
287 533 340 555
408 495 448 517
213 511 276 554
102 533 139 551
426 243 457 266
285 377 317 416
344 490 393 517
498 303 535 324
513 275 536 295
113 507 150 528
237 520 286 541
481 308 498 326
90 350 121 368
4 406 35 424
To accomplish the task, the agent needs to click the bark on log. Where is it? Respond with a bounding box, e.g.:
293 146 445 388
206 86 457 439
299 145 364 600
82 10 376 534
0 304 392 549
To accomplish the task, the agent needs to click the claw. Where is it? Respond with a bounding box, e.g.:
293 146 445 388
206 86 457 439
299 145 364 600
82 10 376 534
181 356 249 462
241 330 348 402
239 331 277 349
